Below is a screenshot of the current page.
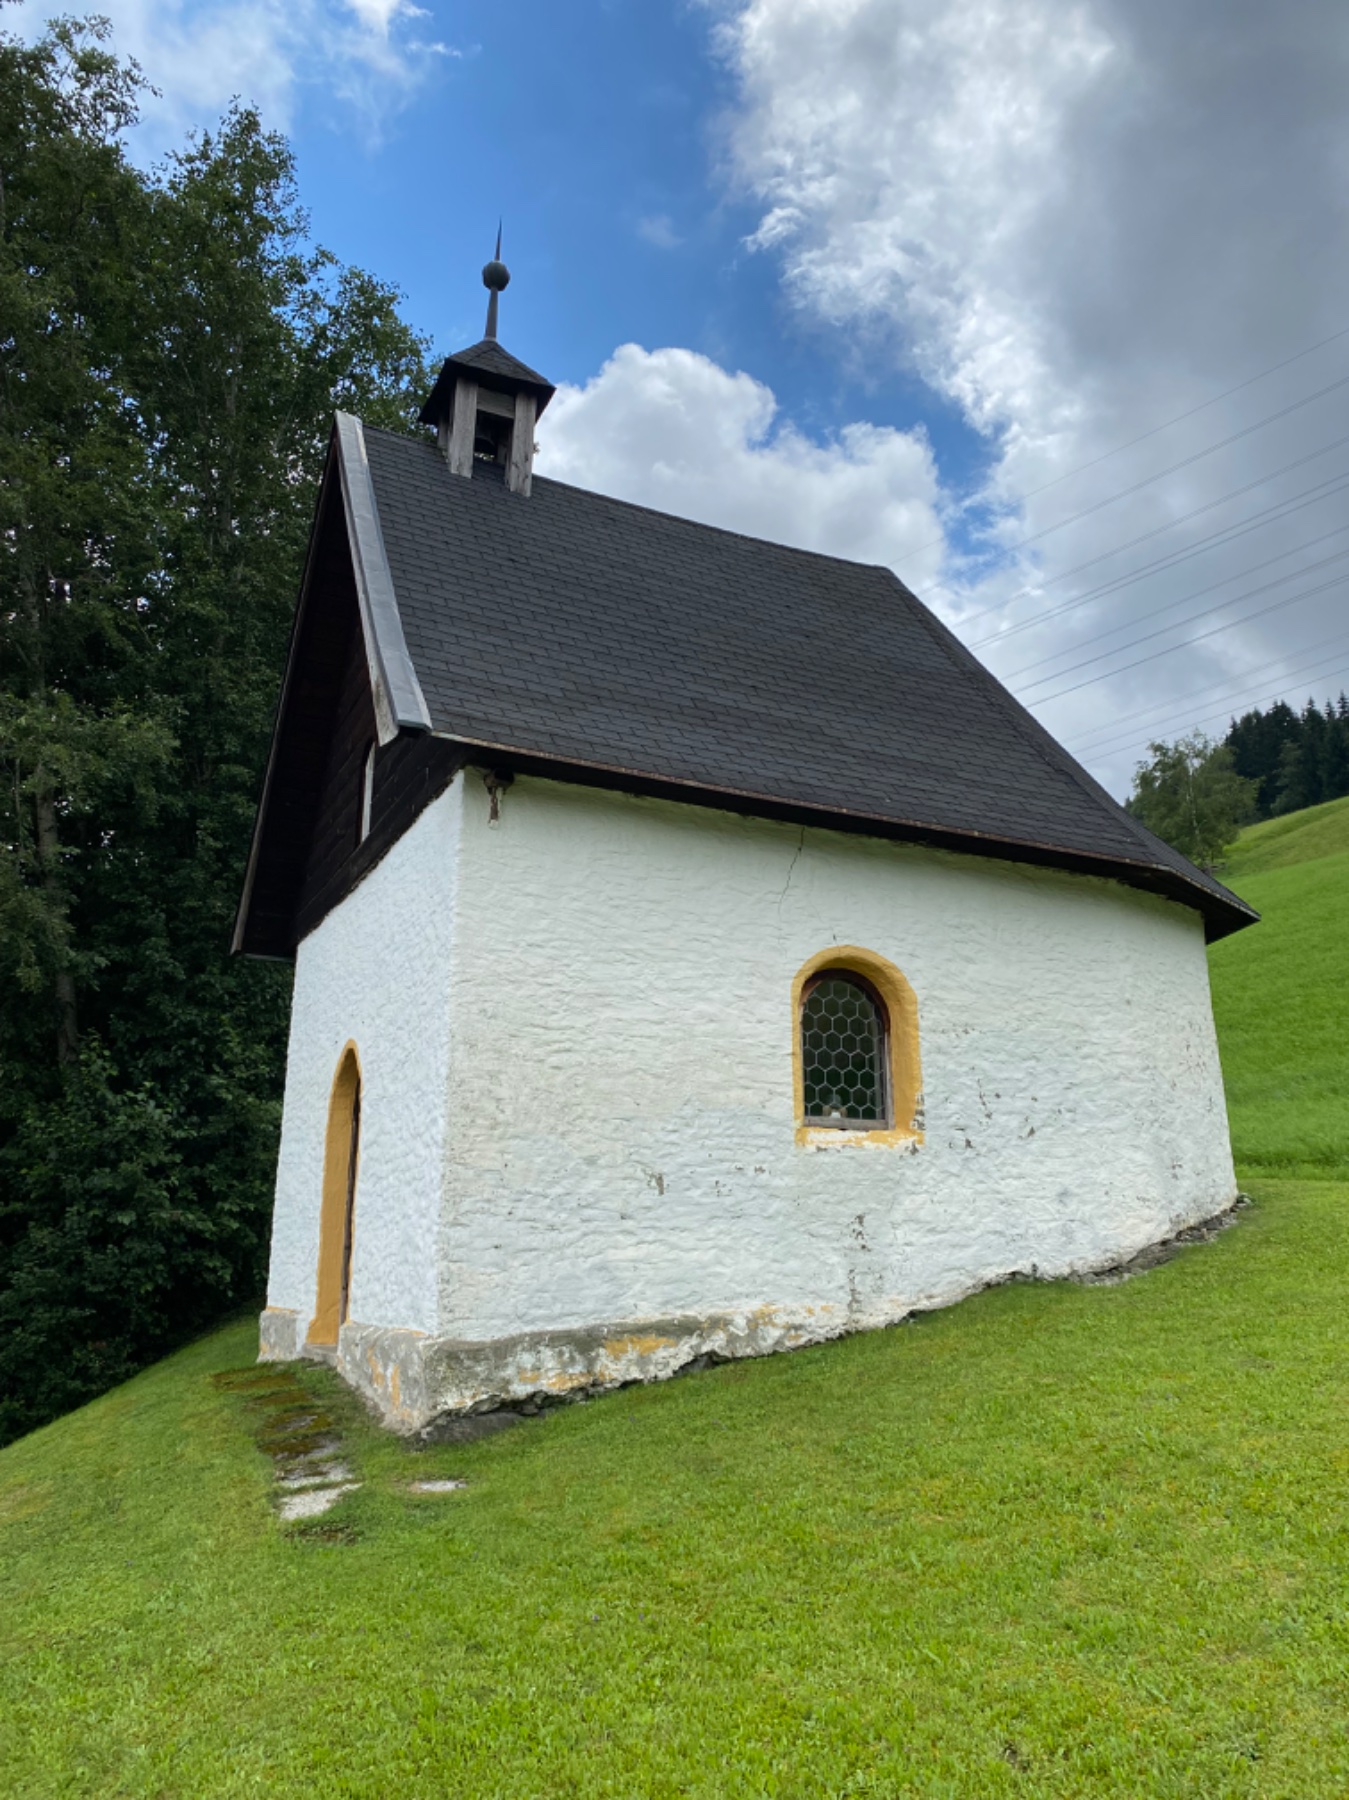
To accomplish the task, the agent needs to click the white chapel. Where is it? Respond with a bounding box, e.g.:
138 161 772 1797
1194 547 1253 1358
234 255 1256 1431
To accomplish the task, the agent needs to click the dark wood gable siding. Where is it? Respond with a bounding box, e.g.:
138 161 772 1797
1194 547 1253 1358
291 649 461 944
237 465 463 959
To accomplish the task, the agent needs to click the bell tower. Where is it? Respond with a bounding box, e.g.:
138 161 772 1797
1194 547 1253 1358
418 233 556 497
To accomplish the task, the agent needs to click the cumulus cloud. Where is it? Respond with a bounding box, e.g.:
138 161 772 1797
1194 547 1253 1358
14 0 451 143
535 343 947 590
710 0 1349 790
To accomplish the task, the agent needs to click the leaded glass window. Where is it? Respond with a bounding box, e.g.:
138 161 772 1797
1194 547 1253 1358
800 972 890 1127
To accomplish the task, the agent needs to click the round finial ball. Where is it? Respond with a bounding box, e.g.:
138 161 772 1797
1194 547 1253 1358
482 259 510 292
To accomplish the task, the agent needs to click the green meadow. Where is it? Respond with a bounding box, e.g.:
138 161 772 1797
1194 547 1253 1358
1 801 1346 1798
1209 792 1349 1179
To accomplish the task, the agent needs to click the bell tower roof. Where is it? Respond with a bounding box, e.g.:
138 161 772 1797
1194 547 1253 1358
417 234 553 497
417 337 555 430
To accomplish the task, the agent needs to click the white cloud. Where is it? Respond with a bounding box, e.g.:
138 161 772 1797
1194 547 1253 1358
535 343 947 590
637 213 683 251
710 0 1349 793
13 0 451 143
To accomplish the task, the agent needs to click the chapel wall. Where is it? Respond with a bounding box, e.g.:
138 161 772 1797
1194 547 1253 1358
259 778 465 1371
433 772 1235 1362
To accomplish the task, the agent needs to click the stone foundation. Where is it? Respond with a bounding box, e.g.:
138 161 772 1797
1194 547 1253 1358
257 1196 1245 1433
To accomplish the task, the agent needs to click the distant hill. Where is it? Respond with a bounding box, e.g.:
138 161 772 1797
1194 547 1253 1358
1208 795 1349 1179
1221 792 1349 880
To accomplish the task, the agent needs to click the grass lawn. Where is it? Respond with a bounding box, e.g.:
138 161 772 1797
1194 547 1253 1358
2 799 1346 1798
1209 796 1349 1179
2 1176 1348 1798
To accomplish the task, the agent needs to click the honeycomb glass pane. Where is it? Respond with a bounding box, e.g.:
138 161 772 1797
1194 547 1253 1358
801 976 885 1123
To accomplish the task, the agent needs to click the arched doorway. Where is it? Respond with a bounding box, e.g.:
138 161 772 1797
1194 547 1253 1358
307 1043 362 1347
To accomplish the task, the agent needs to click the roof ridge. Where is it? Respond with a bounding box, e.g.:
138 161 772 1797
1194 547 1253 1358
358 421 908 576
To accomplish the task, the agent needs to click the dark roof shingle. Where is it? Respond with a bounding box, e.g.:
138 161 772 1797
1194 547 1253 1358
363 425 1255 939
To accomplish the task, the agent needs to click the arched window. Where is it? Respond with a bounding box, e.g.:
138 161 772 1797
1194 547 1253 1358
800 970 891 1128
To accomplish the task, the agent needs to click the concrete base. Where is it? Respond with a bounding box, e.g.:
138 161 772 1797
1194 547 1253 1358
257 1196 1244 1432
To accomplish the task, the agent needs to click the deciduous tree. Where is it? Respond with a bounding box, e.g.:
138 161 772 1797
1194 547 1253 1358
1126 733 1256 868
0 20 432 1443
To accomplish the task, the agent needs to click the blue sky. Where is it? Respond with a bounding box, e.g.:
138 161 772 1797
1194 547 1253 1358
16 0 1349 795
291 2 986 497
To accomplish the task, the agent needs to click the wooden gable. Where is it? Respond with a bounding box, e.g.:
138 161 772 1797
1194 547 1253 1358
233 438 460 960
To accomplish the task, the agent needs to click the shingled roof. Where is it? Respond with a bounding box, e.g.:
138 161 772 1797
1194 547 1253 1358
235 415 1258 954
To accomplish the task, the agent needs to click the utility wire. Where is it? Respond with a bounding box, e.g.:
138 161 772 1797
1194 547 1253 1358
989 369 1349 557
1024 571 1349 706
1002 540 1349 690
1084 659 1349 768
1068 637 1349 760
1007 323 1349 506
1064 627 1349 754
916 364 1349 572
949 435 1349 631
966 474 1349 651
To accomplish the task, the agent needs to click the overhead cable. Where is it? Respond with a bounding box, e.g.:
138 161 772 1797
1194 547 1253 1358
1007 323 1349 506
990 369 1349 557
911 369 1349 579
948 436 1349 631
1085 659 1349 768
1067 637 1349 760
1024 571 1349 706
1003 540 1349 689
966 473 1349 650
1063 627 1349 754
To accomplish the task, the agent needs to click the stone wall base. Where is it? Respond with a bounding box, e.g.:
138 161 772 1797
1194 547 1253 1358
257 1197 1246 1434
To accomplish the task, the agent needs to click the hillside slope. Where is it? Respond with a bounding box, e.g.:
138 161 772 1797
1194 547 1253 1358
3 805 1346 1797
1221 792 1349 881
3 1177 1349 1799
1209 798 1349 1177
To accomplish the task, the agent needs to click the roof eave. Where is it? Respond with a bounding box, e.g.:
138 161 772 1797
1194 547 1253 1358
436 731 1259 942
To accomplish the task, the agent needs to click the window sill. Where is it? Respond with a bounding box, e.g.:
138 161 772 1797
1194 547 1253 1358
795 1124 924 1151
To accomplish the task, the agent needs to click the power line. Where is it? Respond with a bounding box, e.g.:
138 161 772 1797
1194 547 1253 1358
1003 540 1349 690
990 369 1349 557
1067 636 1349 760
948 435 1349 632
922 365 1349 580
965 473 1349 651
1024 571 1349 706
990 323 1349 508
1083 659 1349 769
1064 628 1349 753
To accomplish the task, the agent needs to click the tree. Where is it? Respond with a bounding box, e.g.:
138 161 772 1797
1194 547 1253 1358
1126 732 1257 868
0 20 433 1444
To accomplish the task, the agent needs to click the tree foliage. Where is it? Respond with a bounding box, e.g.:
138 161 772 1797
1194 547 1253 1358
1225 694 1349 819
1126 733 1257 868
0 19 433 1444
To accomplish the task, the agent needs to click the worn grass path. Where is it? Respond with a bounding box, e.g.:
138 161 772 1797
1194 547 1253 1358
2 1176 1348 1798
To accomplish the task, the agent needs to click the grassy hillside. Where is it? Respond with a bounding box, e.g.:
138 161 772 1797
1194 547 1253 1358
3 800 1346 1797
1209 797 1349 1178
1221 792 1349 881
3 1178 1349 1798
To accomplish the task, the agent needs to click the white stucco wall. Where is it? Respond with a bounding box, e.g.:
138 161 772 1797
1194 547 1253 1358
436 773 1235 1345
263 765 1236 1419
264 781 463 1343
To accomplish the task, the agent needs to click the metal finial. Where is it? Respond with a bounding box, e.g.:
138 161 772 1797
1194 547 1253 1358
482 222 509 340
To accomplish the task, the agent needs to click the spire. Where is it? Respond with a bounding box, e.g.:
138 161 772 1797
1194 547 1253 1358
418 233 553 495
482 224 509 341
